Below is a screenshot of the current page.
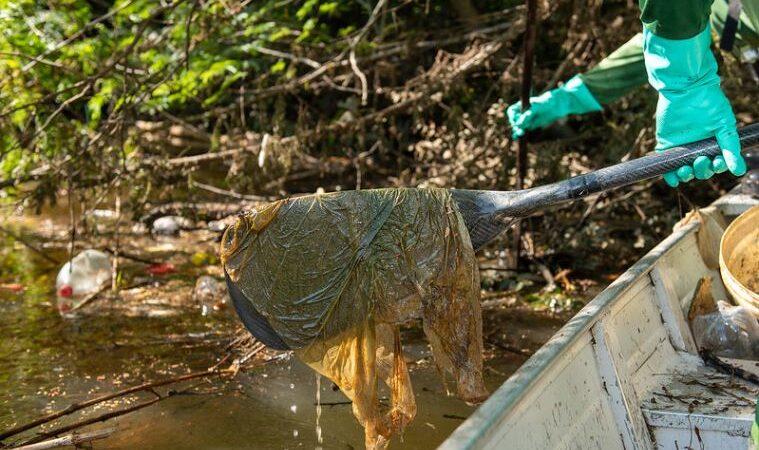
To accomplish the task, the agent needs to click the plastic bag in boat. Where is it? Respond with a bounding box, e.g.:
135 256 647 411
221 188 488 449
691 300 759 360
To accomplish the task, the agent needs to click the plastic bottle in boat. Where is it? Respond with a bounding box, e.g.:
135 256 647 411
691 301 759 359
56 249 112 316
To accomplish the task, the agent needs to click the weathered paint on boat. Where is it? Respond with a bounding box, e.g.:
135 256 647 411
440 192 758 450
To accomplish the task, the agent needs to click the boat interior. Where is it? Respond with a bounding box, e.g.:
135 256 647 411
440 191 758 450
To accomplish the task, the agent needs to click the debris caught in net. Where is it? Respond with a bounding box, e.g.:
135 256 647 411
221 188 488 449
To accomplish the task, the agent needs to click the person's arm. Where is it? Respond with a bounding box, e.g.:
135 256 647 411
579 33 648 105
507 34 647 138
640 0 746 186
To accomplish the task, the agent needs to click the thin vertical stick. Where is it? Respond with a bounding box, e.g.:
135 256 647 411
67 178 76 273
513 0 538 269
112 188 121 292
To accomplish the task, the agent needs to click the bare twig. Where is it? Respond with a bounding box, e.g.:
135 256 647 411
345 0 387 104
190 180 275 201
253 47 321 69
14 398 162 446
0 225 58 265
349 49 369 105
0 369 234 442
9 427 115 450
700 348 759 386
21 0 135 72
69 283 111 313
513 0 538 269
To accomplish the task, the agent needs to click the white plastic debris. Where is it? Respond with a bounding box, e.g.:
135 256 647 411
207 220 227 233
152 216 193 235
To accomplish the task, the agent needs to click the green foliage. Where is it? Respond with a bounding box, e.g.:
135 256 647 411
0 0 398 197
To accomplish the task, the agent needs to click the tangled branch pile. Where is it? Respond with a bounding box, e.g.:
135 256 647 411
1 0 756 271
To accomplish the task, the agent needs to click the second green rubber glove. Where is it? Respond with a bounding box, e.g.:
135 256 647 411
506 75 602 139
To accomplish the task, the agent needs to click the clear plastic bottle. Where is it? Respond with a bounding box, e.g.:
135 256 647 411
56 249 111 315
193 275 226 315
691 301 759 359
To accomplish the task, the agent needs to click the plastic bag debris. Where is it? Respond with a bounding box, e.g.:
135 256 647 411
689 277 759 360
221 188 488 449
56 249 111 315
692 300 759 359
152 216 193 235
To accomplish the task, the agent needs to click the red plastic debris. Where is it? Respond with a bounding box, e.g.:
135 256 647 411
58 284 73 298
146 263 176 275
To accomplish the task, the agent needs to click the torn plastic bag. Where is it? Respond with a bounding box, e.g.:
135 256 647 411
692 300 759 360
221 188 488 449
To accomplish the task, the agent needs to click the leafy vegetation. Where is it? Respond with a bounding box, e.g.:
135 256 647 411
1 0 756 273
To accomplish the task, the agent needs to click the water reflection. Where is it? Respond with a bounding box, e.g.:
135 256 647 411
0 222 562 449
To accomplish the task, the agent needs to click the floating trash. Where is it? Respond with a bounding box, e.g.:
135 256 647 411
193 275 226 315
152 216 193 235
145 263 176 276
55 249 111 315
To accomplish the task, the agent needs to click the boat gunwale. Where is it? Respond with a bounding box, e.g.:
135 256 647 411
438 219 702 450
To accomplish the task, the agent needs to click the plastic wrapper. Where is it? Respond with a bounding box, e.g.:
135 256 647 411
221 188 488 449
691 301 759 360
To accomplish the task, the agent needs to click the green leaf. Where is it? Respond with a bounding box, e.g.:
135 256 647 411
270 59 286 73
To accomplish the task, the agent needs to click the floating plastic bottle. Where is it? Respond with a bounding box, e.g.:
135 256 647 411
56 249 111 315
193 275 225 315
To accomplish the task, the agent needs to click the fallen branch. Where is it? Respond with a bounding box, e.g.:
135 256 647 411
14 397 162 447
9 427 115 450
0 225 59 265
0 368 234 442
189 180 275 202
485 338 532 357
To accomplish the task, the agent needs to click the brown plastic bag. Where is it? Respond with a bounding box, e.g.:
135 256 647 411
221 188 488 449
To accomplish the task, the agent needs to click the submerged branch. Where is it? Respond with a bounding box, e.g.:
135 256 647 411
0 369 234 443
8 427 115 450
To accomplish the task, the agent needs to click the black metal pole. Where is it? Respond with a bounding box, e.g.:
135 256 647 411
513 0 537 268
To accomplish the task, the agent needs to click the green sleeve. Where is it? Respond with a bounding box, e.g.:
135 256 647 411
639 0 713 39
578 34 649 106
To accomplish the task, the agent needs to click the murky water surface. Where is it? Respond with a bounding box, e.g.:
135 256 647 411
0 217 569 449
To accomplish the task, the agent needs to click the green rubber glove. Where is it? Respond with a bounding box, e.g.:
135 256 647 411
506 75 602 139
643 25 747 188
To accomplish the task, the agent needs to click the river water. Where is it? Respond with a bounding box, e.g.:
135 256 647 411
0 217 570 449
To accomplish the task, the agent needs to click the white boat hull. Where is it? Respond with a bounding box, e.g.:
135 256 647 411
440 193 758 450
